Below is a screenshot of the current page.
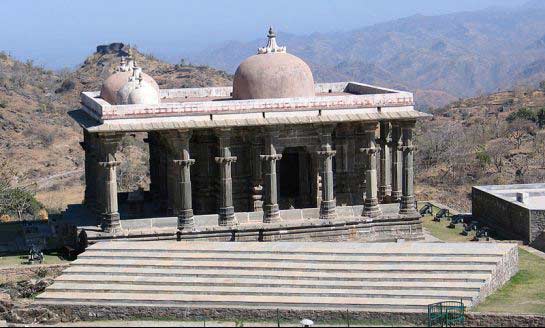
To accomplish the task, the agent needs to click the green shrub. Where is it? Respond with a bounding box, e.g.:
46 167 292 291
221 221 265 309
507 107 537 123
537 108 545 128
475 146 491 167
0 182 42 221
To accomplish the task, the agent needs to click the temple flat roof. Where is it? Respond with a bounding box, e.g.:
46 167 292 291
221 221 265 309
474 184 545 210
76 81 430 132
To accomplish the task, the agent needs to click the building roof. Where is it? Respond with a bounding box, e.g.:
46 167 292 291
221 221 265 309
474 184 545 210
75 81 430 132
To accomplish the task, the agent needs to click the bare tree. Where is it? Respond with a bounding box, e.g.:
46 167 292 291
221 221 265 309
508 119 535 149
486 138 513 173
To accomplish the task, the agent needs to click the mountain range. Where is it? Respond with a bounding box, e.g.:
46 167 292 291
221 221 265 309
188 1 545 108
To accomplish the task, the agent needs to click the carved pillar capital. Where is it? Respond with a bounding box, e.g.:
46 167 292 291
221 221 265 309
98 160 120 168
317 150 336 158
359 146 378 155
172 159 196 167
260 154 282 161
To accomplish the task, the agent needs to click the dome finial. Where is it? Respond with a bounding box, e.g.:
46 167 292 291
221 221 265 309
258 26 286 54
117 56 130 72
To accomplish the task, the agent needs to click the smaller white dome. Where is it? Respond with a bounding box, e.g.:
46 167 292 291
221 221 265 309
116 77 140 105
103 53 160 105
128 82 160 105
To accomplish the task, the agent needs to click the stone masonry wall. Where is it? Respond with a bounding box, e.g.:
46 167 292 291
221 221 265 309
530 210 545 251
474 243 519 304
44 304 545 327
472 187 530 243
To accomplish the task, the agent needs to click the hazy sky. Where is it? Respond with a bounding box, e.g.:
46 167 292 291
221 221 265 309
0 0 529 69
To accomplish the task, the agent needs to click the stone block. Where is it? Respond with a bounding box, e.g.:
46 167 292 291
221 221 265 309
151 217 177 228
336 206 354 218
121 219 152 230
280 209 303 221
194 214 218 227
248 211 264 222
301 208 319 219
235 213 250 224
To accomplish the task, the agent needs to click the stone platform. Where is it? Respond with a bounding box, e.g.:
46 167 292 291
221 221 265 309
70 204 423 243
36 241 518 320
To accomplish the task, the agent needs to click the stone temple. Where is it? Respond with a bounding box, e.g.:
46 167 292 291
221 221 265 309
39 29 519 318
69 28 429 242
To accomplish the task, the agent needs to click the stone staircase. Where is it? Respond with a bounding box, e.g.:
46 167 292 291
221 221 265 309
36 241 518 316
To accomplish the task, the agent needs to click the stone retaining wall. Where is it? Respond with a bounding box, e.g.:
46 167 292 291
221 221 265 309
0 264 68 283
475 244 519 304
42 304 545 327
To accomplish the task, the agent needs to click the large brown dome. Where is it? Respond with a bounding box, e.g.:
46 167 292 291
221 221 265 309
232 28 315 100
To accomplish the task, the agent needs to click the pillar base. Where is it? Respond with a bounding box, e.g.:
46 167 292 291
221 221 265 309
399 196 418 215
101 212 121 234
379 186 392 203
391 191 402 202
218 206 237 226
319 199 337 220
178 209 195 230
362 198 382 218
263 204 281 223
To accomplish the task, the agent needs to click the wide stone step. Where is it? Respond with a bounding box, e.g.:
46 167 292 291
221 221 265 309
72 258 497 273
63 266 491 282
80 251 501 265
36 291 472 311
37 241 518 317
83 247 505 258
56 274 484 291
47 282 479 300
89 241 514 257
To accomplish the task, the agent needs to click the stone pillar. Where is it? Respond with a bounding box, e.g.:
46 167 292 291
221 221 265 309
164 130 195 230
166 151 176 215
354 124 367 206
260 129 282 223
399 121 418 215
312 153 322 207
97 133 122 233
250 132 264 212
82 130 98 212
390 123 403 202
360 123 382 218
379 121 392 202
146 132 161 201
157 140 169 213
215 128 237 226
317 125 337 220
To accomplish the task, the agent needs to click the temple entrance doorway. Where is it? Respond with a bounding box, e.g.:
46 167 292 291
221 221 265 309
279 147 313 209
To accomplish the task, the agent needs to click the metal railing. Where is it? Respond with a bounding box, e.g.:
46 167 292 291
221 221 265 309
428 300 465 327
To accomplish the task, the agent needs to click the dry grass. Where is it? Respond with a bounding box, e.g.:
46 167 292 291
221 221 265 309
36 184 84 213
